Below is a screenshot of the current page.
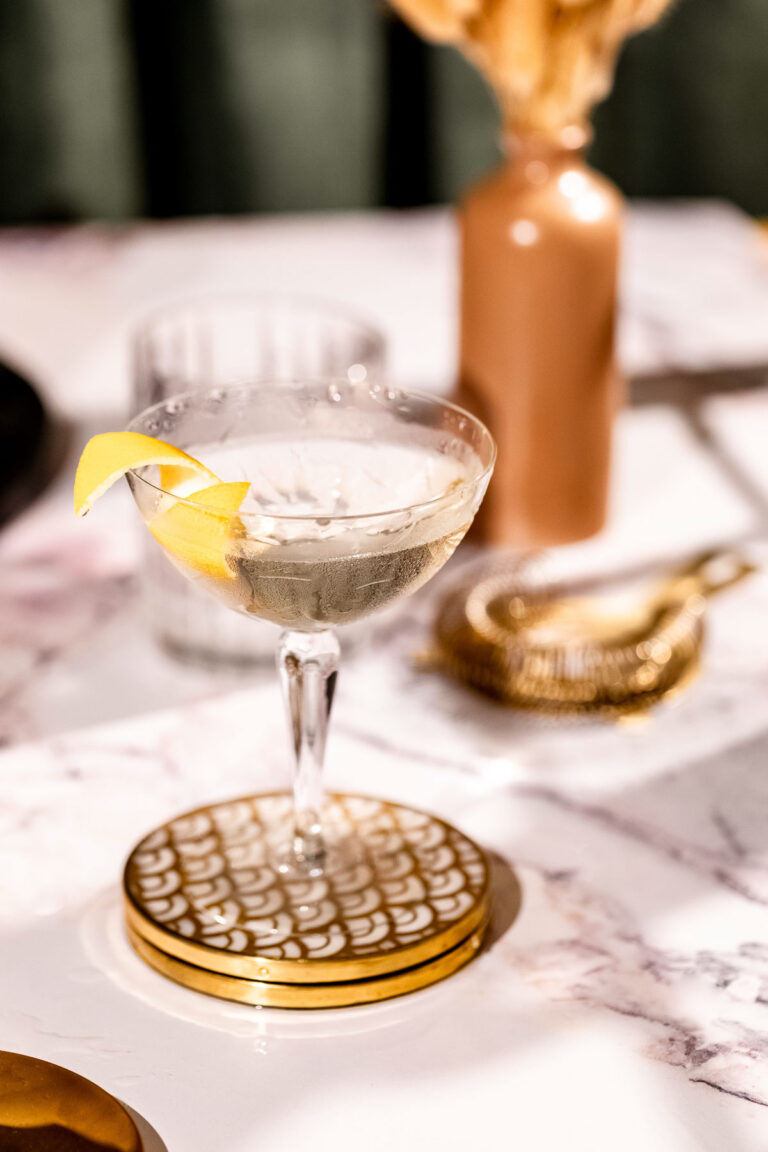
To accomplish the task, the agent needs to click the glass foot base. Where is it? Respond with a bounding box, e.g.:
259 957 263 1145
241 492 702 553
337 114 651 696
273 827 365 881
123 792 500 1008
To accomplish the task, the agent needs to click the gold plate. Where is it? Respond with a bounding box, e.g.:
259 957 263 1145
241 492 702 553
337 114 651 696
124 793 490 991
127 918 488 1008
0 1051 142 1151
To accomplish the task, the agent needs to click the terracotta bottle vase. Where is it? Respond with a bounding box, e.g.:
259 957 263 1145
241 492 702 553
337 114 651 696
458 125 623 548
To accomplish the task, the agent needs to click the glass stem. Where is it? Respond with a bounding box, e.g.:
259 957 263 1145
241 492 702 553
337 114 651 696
277 628 340 866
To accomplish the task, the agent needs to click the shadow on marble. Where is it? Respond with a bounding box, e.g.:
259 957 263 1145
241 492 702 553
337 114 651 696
473 726 768 1125
484 850 523 951
122 1105 169 1152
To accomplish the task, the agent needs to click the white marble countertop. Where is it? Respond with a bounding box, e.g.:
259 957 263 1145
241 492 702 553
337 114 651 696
1 207 768 1151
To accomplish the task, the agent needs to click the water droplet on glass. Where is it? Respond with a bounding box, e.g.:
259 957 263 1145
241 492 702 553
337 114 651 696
525 159 549 185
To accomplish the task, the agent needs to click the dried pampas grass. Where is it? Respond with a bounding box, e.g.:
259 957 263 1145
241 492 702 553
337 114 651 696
390 0 675 134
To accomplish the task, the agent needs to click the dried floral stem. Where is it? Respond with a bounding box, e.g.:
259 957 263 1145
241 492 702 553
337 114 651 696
390 0 675 135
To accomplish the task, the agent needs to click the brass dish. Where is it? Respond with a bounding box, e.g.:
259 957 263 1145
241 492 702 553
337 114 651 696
0 1051 142 1151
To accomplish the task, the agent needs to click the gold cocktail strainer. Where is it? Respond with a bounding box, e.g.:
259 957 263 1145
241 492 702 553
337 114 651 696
432 551 754 716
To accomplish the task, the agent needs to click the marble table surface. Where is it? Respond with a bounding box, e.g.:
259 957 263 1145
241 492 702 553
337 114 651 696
1 206 768 1151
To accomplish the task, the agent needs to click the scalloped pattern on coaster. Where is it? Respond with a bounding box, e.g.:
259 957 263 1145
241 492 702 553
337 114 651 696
124 793 490 986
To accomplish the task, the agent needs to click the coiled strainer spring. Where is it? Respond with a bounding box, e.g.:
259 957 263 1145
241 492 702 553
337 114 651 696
432 550 754 716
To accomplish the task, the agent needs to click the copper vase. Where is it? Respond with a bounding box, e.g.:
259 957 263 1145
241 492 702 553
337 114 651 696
458 126 622 548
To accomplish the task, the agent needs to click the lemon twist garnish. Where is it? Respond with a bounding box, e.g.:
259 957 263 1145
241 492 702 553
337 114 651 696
74 431 251 580
74 432 219 518
149 481 251 580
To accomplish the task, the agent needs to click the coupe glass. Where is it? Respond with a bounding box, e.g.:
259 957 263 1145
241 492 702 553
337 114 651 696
126 379 495 873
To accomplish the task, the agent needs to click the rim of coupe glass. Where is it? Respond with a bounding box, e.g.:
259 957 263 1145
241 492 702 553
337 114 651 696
126 380 496 524
132 290 386 354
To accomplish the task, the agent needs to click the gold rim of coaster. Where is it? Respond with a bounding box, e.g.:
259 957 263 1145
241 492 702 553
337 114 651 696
0 1051 143 1151
124 792 491 987
127 918 488 1009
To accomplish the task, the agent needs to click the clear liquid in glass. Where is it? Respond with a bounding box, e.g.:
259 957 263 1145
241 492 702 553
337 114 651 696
183 437 480 629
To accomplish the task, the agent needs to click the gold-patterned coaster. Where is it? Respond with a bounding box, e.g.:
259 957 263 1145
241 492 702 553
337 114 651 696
0 1051 142 1151
124 793 492 1006
126 918 488 1009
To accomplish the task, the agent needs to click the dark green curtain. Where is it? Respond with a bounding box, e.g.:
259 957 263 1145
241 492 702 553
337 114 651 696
0 0 766 223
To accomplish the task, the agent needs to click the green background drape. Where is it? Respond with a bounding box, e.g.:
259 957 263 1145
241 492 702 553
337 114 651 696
0 0 766 223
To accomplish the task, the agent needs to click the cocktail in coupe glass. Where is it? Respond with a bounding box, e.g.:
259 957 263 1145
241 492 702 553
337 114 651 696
121 379 496 1005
